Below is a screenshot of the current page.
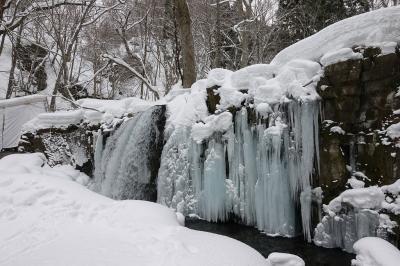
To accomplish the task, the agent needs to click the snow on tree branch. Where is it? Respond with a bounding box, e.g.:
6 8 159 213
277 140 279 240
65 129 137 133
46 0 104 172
102 54 160 100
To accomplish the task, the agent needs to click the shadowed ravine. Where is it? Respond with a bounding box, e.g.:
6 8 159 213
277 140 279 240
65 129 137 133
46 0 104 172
186 218 355 266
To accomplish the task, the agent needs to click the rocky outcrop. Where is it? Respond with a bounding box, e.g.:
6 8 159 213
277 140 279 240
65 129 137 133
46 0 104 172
317 46 400 203
19 124 99 176
316 46 400 249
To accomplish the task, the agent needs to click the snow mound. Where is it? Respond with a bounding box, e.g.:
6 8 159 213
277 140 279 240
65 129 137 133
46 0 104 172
386 122 400 139
320 48 363 66
327 186 385 212
165 80 208 132
191 111 233 143
272 6 400 66
267 253 305 266
0 153 268 266
330 126 346 135
352 237 400 266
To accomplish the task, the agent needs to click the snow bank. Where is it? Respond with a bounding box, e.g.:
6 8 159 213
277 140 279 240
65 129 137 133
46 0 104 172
0 153 268 266
23 97 154 131
352 237 400 266
272 6 400 66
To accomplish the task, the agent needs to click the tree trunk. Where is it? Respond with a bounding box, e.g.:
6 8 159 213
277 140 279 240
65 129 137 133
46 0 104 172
49 68 63 111
213 0 223 68
174 0 196 88
237 0 251 68
6 21 24 99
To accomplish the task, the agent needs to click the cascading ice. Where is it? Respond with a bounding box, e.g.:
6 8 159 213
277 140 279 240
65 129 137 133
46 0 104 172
157 100 320 238
92 105 165 201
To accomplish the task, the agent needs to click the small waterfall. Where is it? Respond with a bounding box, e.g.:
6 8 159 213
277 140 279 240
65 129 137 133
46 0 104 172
92 105 166 201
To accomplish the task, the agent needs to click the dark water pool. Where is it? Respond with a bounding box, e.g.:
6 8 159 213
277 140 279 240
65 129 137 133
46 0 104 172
185 219 355 266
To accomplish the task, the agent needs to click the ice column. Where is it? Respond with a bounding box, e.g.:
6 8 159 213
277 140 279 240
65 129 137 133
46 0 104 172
199 139 227 222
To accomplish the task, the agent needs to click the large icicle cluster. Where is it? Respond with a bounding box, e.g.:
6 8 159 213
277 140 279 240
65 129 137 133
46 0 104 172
157 58 321 238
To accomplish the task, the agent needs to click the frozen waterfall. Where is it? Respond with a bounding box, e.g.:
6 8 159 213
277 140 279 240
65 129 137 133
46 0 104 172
157 100 320 238
92 105 165 201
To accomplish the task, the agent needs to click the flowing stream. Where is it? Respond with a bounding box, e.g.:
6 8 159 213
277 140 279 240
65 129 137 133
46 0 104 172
186 218 355 266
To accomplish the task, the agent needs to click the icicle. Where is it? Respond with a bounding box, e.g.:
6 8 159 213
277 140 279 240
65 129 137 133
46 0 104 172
199 139 227 222
314 209 381 253
300 186 312 242
255 119 296 236
93 129 103 179
286 100 320 240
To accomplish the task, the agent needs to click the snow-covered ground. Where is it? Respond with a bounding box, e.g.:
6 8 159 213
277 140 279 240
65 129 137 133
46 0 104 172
0 153 270 266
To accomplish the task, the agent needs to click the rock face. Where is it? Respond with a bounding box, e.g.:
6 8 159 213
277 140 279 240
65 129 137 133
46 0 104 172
317 47 400 202
316 46 400 249
19 125 98 176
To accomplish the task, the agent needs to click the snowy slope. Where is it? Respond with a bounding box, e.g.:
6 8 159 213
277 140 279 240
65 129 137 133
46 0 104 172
272 6 400 66
0 153 269 266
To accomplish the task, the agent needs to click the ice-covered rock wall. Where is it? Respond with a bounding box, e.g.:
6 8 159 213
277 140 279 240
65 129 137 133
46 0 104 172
92 105 166 201
158 98 320 238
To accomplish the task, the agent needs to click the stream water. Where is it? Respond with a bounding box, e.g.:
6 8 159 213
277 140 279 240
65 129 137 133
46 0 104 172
185 218 355 266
